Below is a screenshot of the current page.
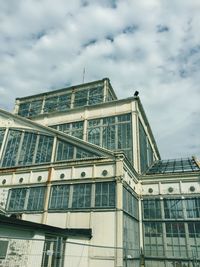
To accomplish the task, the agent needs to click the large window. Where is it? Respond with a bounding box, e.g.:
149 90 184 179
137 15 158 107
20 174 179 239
144 222 164 256
95 182 115 208
48 182 116 210
72 184 92 208
123 214 140 259
55 139 98 161
87 114 133 161
143 199 161 219
43 94 71 113
7 187 46 212
74 86 103 107
18 99 42 117
1 129 54 167
165 223 187 257
49 185 70 210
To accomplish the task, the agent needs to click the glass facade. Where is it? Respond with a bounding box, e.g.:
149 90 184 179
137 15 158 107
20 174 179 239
142 197 200 263
87 114 133 161
17 84 106 117
1 129 53 167
0 128 99 168
7 182 116 212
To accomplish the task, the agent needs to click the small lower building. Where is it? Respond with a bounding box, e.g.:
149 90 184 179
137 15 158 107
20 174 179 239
0 214 91 267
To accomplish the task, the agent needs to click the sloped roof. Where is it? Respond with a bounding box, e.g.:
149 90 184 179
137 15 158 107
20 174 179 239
145 158 200 175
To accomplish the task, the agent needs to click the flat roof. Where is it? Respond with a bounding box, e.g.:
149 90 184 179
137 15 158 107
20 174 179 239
0 214 92 239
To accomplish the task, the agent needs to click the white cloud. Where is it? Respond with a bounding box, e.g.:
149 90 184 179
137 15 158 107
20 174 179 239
0 0 200 159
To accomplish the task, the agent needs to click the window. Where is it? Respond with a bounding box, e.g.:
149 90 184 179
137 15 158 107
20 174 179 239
35 135 54 163
0 129 5 150
74 86 104 108
87 114 133 161
88 86 103 105
2 130 21 167
165 223 187 257
188 222 200 238
49 185 70 210
18 100 42 117
7 188 27 211
7 187 45 211
53 121 84 139
123 188 138 219
0 240 9 259
166 223 185 238
27 187 46 211
139 120 148 172
56 140 74 161
185 198 200 218
143 199 161 219
43 94 71 113
72 184 92 208
144 222 164 256
18 132 37 165
95 182 115 208
55 139 98 161
1 129 54 168
164 199 184 219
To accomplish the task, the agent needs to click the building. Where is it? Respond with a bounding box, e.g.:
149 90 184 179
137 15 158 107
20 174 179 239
0 214 91 267
0 78 200 267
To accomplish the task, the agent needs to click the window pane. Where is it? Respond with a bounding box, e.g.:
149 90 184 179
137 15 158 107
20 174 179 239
0 129 5 150
143 199 161 219
72 184 92 208
164 199 183 219
2 130 22 167
7 188 27 211
95 182 115 208
27 187 45 211
56 140 74 161
29 100 42 116
74 90 88 107
18 132 37 165
35 135 54 163
18 102 30 117
49 185 70 210
88 86 103 105
185 198 200 218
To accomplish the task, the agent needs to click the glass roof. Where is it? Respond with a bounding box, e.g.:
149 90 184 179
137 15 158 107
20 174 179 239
146 158 200 175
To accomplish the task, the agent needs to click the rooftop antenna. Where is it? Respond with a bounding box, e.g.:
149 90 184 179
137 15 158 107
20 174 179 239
82 67 86 83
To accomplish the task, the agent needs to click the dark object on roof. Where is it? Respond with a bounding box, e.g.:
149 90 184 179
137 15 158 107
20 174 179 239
134 91 139 97
146 158 200 175
0 214 92 239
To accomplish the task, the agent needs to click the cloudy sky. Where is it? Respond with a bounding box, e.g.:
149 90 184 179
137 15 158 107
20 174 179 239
0 0 200 160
